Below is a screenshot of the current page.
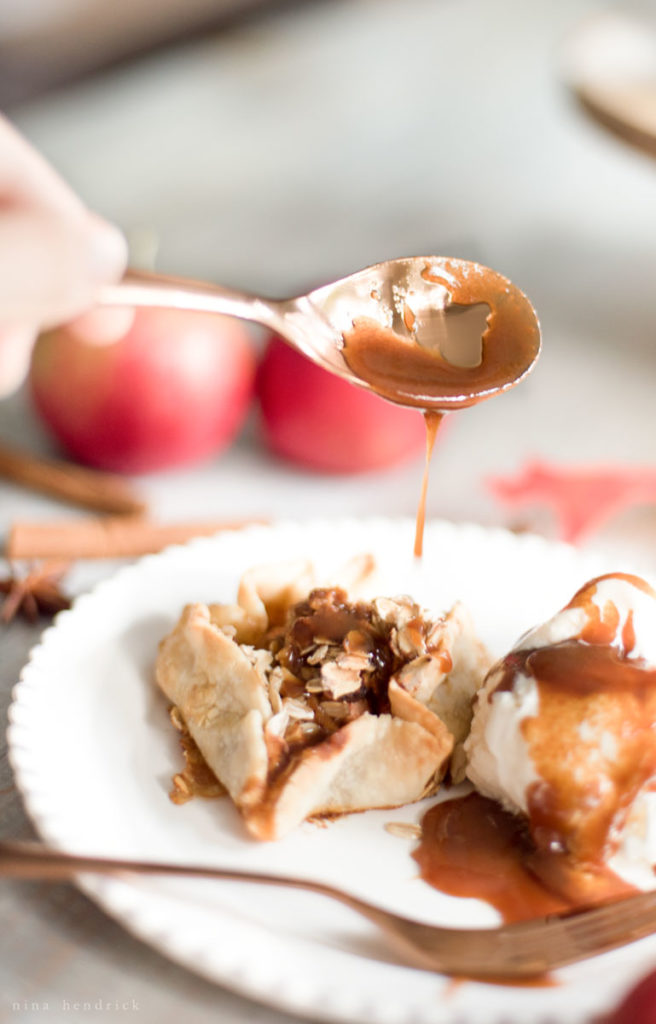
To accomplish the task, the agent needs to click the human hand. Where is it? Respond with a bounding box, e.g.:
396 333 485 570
0 114 131 397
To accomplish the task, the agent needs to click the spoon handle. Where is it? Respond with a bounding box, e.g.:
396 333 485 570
99 269 286 332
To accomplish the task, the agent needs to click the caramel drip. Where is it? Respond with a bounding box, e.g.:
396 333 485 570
622 609 636 653
168 706 227 804
494 641 656 863
567 572 656 648
413 793 635 924
413 412 444 559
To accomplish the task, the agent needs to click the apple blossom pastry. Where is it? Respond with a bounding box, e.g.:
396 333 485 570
155 559 492 840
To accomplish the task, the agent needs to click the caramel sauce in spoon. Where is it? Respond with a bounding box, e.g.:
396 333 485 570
341 261 539 410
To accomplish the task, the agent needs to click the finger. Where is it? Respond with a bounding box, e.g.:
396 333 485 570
0 324 37 398
0 208 127 327
0 114 84 215
68 307 136 344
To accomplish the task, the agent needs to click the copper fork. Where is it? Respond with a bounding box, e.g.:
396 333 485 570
2 839 655 979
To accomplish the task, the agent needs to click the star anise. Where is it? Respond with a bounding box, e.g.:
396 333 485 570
0 561 72 624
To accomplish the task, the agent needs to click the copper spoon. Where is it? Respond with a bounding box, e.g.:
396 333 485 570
99 257 541 410
2 839 655 979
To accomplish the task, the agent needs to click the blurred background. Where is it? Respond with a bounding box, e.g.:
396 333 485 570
4 4 656 1022
1 0 656 544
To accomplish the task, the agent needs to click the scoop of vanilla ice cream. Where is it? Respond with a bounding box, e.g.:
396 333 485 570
465 594 589 817
609 789 656 889
465 573 656 884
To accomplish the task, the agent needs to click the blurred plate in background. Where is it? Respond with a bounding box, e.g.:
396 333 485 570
562 7 656 156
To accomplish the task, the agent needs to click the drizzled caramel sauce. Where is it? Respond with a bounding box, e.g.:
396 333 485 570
414 573 656 922
168 705 227 804
413 412 443 558
341 260 540 557
413 793 634 924
271 586 398 717
496 573 656 864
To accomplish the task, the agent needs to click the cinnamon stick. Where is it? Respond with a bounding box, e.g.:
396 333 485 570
0 442 146 516
7 517 266 560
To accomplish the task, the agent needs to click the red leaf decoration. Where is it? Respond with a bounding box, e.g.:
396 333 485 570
487 461 656 544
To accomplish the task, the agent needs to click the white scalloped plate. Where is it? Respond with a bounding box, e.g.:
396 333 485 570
8 518 656 1024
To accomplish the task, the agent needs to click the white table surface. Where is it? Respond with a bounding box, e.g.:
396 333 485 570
3 0 656 1021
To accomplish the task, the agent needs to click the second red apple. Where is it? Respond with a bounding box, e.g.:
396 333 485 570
256 335 429 473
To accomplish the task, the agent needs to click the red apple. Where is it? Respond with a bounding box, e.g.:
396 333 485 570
256 335 429 473
29 308 256 473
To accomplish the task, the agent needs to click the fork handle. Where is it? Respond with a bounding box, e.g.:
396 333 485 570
0 839 444 971
0 839 398 928
0 838 323 889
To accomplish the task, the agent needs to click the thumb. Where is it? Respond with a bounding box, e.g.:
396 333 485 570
0 324 37 398
0 208 127 329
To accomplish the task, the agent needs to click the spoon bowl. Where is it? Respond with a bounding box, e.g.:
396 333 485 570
100 256 541 410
